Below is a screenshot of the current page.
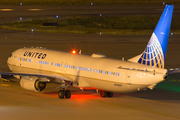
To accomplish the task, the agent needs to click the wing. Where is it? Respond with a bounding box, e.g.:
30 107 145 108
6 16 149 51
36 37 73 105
0 71 73 92
0 71 73 83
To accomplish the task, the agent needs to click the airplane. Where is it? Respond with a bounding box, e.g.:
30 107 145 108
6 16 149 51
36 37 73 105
1 4 174 99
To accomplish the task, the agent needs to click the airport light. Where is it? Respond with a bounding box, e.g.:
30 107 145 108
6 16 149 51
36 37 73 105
99 32 101 35
20 3 22 5
100 14 102 16
171 33 173 35
20 17 22 20
91 3 93 5
56 15 59 18
31 29 34 32
163 2 165 5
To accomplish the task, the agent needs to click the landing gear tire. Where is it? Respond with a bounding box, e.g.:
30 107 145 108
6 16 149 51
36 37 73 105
65 90 71 98
107 92 113 97
58 90 71 99
100 91 107 97
58 90 65 99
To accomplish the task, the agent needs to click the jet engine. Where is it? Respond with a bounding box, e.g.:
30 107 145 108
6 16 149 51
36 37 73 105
20 76 46 92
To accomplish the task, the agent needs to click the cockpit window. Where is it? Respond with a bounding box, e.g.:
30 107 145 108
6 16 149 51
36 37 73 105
9 54 12 57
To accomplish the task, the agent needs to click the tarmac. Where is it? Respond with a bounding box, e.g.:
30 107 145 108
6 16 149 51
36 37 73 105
0 5 180 120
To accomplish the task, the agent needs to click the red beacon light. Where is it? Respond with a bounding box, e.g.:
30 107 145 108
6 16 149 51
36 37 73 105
72 50 76 54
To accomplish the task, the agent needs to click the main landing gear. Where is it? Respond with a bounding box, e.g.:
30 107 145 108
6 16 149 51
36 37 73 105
58 89 71 99
100 91 113 98
58 80 72 99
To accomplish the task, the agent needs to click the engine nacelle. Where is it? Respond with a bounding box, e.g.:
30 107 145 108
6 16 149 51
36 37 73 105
20 76 46 92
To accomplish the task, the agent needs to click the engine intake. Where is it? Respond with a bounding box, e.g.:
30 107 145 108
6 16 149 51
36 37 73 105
20 76 46 92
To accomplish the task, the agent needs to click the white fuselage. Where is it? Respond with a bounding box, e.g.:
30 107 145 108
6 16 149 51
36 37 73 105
7 47 167 93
